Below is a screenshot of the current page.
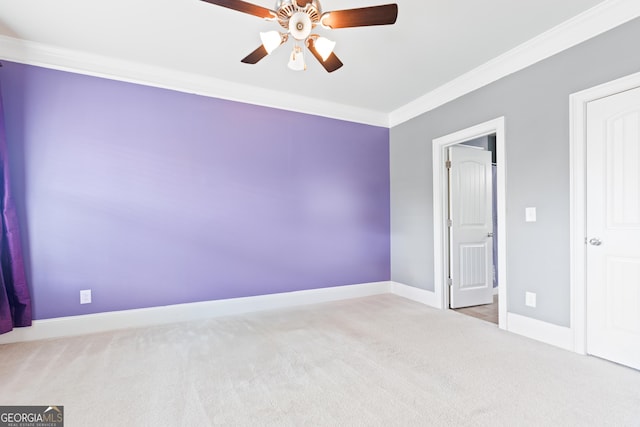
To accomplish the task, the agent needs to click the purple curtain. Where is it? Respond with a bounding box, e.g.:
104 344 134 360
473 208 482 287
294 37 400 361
0 81 32 334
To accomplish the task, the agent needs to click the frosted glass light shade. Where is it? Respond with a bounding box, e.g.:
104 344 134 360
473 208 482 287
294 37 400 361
260 31 282 54
314 37 336 61
288 46 306 71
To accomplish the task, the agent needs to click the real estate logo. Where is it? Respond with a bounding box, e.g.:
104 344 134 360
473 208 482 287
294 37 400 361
0 406 64 427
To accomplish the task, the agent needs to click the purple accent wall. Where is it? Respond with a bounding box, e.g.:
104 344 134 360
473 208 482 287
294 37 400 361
0 62 390 320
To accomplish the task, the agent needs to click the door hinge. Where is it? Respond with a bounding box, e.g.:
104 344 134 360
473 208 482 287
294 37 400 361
447 219 453 227
447 278 453 287
445 160 452 169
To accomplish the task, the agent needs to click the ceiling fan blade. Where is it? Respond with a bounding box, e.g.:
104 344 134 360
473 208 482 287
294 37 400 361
241 45 269 64
295 0 313 6
307 38 343 73
200 0 275 19
321 4 398 29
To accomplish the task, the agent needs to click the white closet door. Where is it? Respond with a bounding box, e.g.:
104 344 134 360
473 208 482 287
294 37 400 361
586 85 640 370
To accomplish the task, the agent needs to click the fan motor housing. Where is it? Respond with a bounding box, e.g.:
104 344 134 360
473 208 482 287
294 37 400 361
275 0 321 31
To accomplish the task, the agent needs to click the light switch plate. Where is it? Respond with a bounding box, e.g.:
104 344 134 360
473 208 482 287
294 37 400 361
525 207 537 222
525 291 537 308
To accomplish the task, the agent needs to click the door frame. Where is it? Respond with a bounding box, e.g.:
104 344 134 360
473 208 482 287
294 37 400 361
569 70 640 355
432 117 507 329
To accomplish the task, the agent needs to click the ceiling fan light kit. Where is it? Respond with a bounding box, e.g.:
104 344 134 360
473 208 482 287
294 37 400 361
288 44 306 71
201 0 398 73
289 10 313 40
313 36 335 61
259 30 285 54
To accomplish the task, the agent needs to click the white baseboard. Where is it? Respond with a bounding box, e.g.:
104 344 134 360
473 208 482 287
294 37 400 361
0 281 391 344
390 282 440 308
507 312 573 351
0 280 576 354
389 282 573 352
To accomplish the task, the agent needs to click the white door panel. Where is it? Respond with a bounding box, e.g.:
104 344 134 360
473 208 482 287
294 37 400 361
449 146 493 308
586 85 640 370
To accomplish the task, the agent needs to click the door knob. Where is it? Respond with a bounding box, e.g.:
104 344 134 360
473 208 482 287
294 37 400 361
589 238 602 246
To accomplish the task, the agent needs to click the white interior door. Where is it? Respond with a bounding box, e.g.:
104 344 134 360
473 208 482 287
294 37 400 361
448 146 493 309
586 85 640 370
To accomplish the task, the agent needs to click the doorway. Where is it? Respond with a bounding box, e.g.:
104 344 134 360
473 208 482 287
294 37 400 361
570 72 640 370
450 139 498 323
432 117 507 330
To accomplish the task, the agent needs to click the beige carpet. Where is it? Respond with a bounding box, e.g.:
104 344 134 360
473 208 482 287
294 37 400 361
1 294 639 426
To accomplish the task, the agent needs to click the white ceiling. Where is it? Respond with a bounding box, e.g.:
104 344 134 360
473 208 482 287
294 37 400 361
0 0 615 123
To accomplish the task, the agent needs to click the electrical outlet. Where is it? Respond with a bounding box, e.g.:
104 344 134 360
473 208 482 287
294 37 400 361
525 291 536 308
525 207 537 222
80 289 92 305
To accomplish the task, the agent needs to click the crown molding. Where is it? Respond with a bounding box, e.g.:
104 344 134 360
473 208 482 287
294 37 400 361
0 36 389 127
388 0 640 127
1 0 638 129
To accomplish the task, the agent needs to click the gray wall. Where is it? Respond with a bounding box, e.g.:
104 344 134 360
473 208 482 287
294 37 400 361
390 17 640 327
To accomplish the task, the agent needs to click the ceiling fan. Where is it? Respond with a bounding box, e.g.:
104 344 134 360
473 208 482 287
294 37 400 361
201 0 398 73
